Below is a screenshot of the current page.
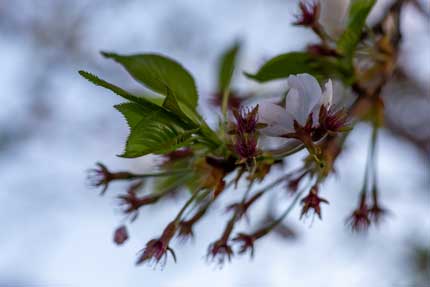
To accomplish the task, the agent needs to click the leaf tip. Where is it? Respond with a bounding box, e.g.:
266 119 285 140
101 51 117 59
78 70 90 81
243 71 258 80
116 151 141 158
78 70 90 77
78 70 99 83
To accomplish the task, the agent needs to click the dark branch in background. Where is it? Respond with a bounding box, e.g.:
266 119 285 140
383 70 430 156
372 0 430 156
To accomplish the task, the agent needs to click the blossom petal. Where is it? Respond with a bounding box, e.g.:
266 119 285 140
321 79 333 108
310 79 333 123
284 88 302 123
258 102 294 137
286 74 322 125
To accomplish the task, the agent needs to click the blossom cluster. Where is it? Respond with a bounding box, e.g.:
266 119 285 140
82 0 400 267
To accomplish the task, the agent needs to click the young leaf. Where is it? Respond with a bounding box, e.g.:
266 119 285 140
245 52 350 83
162 88 201 126
245 52 326 82
337 0 376 58
115 102 198 158
79 70 158 106
217 41 241 93
135 91 165 106
101 52 198 112
80 70 220 149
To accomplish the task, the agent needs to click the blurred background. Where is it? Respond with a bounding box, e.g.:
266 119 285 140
0 0 429 286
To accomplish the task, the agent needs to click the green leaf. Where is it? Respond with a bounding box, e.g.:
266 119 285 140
135 91 165 106
80 69 220 149
245 52 313 82
245 52 352 83
217 41 241 92
101 52 198 112
162 88 201 125
115 102 198 158
101 52 202 126
79 70 157 106
337 0 376 58
80 69 221 152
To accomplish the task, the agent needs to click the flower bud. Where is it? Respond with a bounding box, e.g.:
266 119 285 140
113 225 129 245
300 186 329 219
87 162 133 195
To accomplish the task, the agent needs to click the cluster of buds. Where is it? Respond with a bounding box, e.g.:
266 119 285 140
79 0 405 270
206 168 303 264
84 71 383 268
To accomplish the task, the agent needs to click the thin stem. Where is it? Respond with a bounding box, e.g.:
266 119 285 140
262 189 305 234
370 122 379 199
220 181 254 241
265 176 315 235
186 200 212 225
221 89 230 121
129 169 192 179
269 143 305 159
361 123 379 196
251 172 296 195
174 189 208 223
223 178 236 191
370 122 379 174
312 23 334 44
183 179 237 225
220 85 233 148
231 171 303 221
252 187 308 240
242 180 254 201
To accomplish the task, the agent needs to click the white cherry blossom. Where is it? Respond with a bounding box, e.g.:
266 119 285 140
259 73 333 137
